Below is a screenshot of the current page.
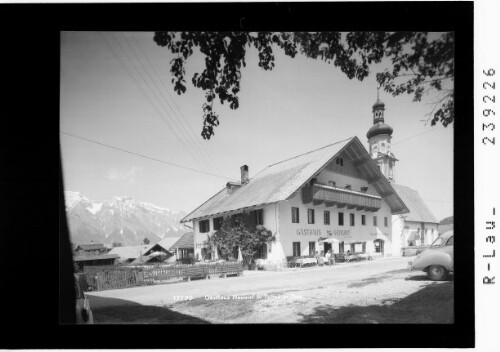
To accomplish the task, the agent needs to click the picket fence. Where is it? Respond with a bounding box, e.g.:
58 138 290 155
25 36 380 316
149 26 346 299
83 262 243 291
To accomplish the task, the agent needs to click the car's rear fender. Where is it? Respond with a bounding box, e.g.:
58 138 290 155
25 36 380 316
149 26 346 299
421 252 453 272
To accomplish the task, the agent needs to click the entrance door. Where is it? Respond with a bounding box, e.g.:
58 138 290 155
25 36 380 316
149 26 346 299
374 239 384 255
324 243 332 254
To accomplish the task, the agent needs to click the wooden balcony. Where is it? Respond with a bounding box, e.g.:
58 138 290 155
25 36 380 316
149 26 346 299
301 184 381 211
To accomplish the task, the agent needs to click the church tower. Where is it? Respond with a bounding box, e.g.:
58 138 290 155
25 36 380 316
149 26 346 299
367 89 398 182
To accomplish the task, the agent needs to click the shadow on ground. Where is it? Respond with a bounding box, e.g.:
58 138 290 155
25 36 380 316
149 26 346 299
88 295 210 324
298 281 454 324
405 274 454 282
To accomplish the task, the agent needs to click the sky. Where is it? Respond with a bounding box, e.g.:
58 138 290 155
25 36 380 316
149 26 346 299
60 31 453 221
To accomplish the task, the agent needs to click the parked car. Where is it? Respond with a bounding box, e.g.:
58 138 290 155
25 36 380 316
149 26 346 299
75 274 93 324
401 245 430 257
407 231 454 281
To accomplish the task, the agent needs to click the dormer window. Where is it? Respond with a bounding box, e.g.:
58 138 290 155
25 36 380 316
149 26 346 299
336 157 344 166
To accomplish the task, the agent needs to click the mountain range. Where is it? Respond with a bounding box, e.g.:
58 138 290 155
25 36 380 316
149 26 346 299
64 191 189 246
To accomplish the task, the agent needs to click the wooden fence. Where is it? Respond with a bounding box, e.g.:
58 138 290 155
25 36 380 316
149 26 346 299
82 262 243 291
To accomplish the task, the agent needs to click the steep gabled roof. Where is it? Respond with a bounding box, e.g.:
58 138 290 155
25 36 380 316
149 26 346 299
108 245 152 259
74 243 106 251
156 237 182 251
181 136 408 222
73 254 119 262
391 184 439 223
170 232 194 249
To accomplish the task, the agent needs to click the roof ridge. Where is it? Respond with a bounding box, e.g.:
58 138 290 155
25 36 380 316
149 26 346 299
266 136 355 168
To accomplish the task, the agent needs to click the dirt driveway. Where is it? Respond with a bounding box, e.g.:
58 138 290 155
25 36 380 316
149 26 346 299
88 257 453 324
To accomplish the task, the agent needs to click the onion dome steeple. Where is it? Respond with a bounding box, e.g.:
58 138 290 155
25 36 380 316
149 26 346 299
366 87 393 139
367 87 397 183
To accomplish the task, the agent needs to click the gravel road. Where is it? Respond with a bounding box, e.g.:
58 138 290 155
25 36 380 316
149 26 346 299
87 257 454 324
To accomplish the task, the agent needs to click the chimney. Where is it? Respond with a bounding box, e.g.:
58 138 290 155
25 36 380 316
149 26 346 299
240 165 249 184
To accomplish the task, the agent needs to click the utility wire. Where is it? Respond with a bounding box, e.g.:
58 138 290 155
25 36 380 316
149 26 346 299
100 32 209 174
120 33 218 173
392 127 441 146
61 131 236 181
111 33 211 172
130 33 222 175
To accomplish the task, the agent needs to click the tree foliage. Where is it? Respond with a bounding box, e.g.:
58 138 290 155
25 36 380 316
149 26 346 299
203 214 274 264
154 31 454 139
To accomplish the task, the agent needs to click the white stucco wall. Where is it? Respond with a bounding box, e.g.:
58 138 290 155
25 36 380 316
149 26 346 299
192 203 279 260
275 190 394 262
395 219 439 248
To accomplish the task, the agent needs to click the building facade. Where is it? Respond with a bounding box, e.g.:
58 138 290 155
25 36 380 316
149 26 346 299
182 137 409 266
365 93 439 253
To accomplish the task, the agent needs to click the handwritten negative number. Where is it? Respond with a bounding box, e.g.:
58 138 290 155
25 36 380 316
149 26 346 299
484 95 496 103
482 69 495 146
483 123 495 131
483 137 495 145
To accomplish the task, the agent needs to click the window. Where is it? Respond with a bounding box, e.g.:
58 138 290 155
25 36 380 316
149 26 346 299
256 243 267 259
338 212 344 226
373 216 378 226
324 211 330 225
350 213 355 226
361 215 366 226
231 214 241 228
336 157 344 166
384 217 388 227
255 209 264 225
293 242 301 257
199 219 210 233
309 242 316 256
201 247 211 260
328 180 336 187
250 209 264 226
292 207 300 223
374 239 382 253
308 209 315 224
446 236 454 246
213 217 223 231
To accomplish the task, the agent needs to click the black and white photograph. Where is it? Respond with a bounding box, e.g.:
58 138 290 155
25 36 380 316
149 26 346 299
0 0 489 349
60 28 457 326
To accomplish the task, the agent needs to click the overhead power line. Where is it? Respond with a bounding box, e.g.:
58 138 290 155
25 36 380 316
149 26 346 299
117 33 218 173
129 33 222 175
100 32 212 175
61 131 236 181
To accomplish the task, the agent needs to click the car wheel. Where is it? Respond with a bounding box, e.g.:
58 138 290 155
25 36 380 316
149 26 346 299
427 265 448 281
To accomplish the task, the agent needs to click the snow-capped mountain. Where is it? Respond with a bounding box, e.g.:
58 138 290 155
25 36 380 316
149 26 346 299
64 191 189 246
